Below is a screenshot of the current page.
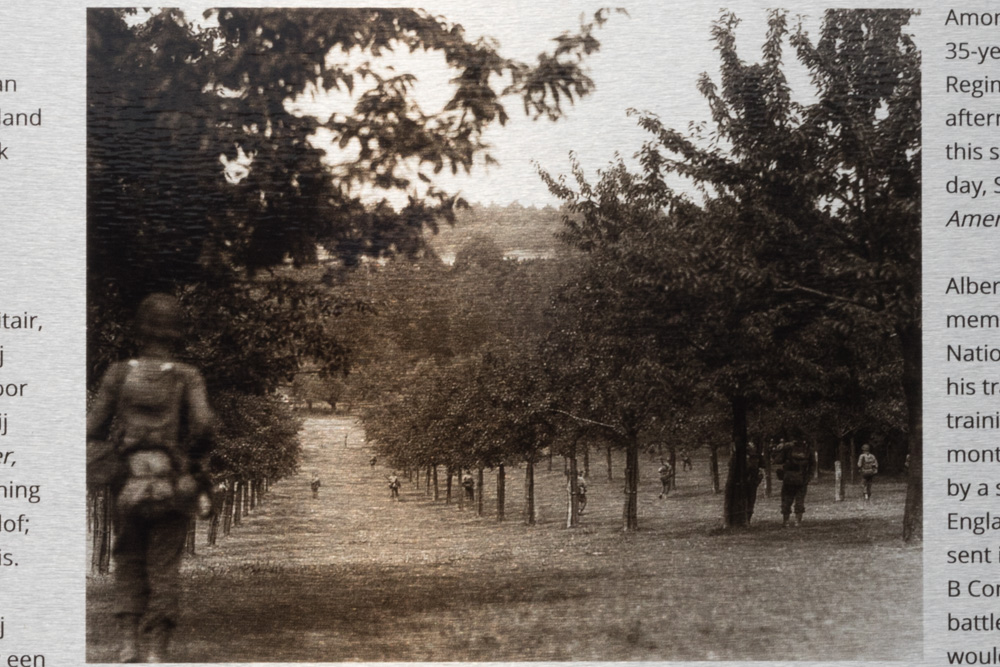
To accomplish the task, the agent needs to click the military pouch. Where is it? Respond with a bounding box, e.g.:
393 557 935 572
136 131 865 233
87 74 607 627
116 450 198 519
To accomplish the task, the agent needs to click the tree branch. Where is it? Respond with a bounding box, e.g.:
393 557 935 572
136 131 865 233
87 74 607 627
775 281 878 311
550 409 625 439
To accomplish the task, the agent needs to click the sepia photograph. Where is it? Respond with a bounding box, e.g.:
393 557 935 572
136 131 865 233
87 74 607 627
85 5 922 662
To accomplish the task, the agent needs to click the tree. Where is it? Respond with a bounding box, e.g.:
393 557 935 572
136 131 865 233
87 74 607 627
541 259 695 531
88 8 616 496
633 9 920 537
543 9 919 534
88 7 614 314
544 162 800 529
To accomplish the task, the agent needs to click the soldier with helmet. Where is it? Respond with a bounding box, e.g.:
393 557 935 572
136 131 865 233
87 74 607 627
857 444 879 502
87 294 217 662
772 438 815 527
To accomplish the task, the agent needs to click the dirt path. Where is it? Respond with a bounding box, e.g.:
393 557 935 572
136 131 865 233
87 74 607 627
88 415 922 662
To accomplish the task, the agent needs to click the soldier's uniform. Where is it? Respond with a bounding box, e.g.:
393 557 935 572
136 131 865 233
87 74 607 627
773 440 814 526
657 461 673 498
857 445 879 501
87 294 216 662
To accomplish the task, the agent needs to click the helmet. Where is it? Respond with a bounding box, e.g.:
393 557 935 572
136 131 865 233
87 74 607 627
135 293 185 342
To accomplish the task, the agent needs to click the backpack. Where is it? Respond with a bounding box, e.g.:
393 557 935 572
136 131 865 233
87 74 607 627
782 446 810 486
113 360 199 519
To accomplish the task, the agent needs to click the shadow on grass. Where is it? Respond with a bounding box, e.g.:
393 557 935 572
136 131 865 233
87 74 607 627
88 564 605 661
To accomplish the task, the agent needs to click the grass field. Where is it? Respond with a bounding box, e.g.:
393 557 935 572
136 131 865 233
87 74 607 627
87 415 921 662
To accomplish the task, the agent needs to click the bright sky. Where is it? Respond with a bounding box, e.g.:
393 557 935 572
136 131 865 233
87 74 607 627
415 3 753 206
396 2 818 206
155 3 866 207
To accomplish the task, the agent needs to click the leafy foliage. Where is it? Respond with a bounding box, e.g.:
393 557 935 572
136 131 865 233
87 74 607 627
212 391 302 481
541 9 920 532
88 7 613 308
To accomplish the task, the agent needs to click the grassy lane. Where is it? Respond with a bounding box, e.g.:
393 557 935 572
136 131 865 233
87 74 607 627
87 415 920 662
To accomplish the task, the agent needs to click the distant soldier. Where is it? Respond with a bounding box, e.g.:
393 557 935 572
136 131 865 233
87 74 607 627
370 455 377 469
461 470 475 501
773 439 815 527
86 294 216 662
680 448 692 471
658 459 674 498
857 444 879 502
388 473 400 500
310 475 321 499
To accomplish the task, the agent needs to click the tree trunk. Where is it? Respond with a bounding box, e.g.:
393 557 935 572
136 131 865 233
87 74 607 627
622 441 639 531
476 467 484 517
764 441 773 498
497 463 506 522
668 445 677 491
524 458 536 525
223 480 234 535
233 481 243 526
567 453 579 528
899 321 922 542
606 446 613 481
445 467 453 504
185 516 197 555
837 436 849 501
850 434 857 485
723 395 750 528
208 506 220 546
583 444 590 478
709 444 720 494
425 466 431 495
91 487 112 574
433 465 439 502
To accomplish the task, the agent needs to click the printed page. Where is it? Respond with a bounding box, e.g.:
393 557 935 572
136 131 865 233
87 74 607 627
0 0 960 664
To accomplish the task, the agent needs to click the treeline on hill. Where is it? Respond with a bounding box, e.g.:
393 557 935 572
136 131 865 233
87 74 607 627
330 9 921 538
425 203 565 261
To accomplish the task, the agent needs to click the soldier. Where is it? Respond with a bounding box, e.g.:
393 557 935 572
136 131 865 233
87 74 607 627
657 459 674 498
461 470 475 502
87 294 216 662
772 438 815 527
311 475 322 499
857 444 879 502
680 448 692 471
388 473 401 500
